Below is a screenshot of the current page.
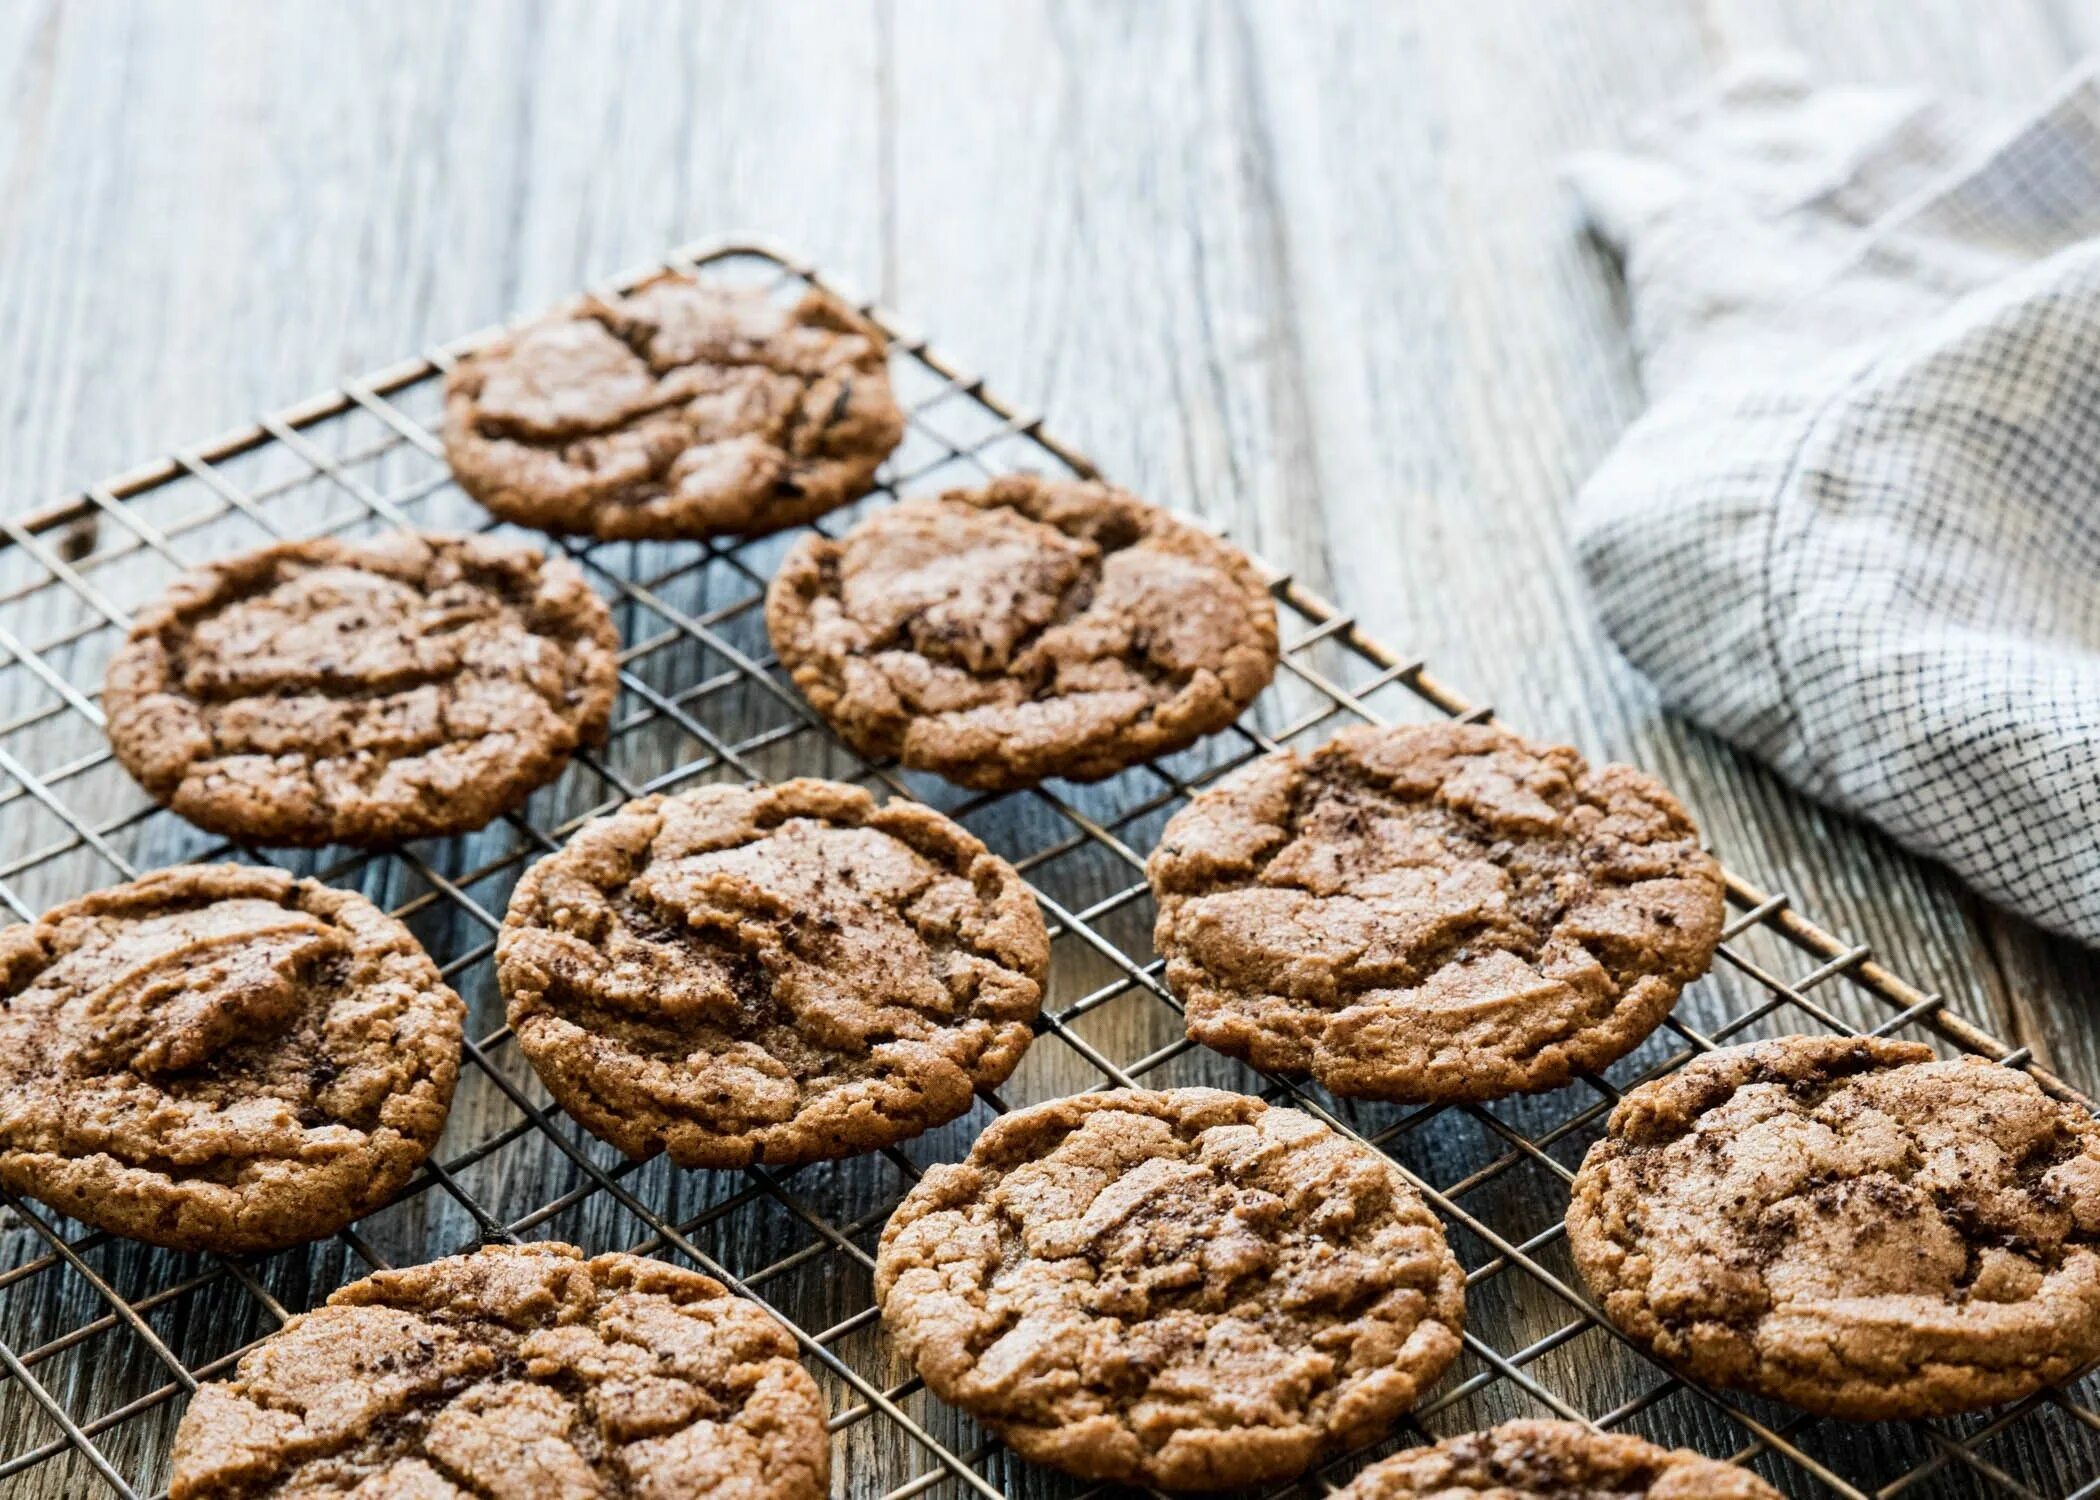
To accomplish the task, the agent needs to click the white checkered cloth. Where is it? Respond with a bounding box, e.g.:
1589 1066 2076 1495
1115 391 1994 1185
1570 57 2100 948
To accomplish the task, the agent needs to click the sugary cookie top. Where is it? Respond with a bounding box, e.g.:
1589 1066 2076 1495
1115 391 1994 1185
104 530 617 846
1150 721 1723 1102
445 276 902 540
1568 1035 2100 1419
500 778 1048 1168
876 1087 1464 1491
170 1242 828 1499
0 864 462 1252
766 474 1278 789
1335 1420 1780 1498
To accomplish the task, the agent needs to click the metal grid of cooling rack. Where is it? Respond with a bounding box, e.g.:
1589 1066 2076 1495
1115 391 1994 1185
0 238 2096 1500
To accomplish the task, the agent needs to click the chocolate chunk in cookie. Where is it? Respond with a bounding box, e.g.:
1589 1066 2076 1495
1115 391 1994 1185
1567 1035 2100 1420
0 865 463 1253
104 531 618 848
875 1087 1465 1491
765 474 1279 790
1336 1420 1779 1498
498 778 1048 1169
445 275 904 540
1149 722 1724 1103
170 1241 828 1500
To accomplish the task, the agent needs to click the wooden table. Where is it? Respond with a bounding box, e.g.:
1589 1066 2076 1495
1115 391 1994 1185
1 4 2094 1497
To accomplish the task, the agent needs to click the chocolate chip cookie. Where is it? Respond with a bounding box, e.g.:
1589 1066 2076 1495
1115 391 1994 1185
1567 1035 2100 1420
498 778 1048 1169
169 1241 828 1499
1335 1420 1780 1498
875 1087 1465 1491
1149 722 1724 1103
0 865 463 1253
444 275 904 540
104 531 618 848
765 474 1279 790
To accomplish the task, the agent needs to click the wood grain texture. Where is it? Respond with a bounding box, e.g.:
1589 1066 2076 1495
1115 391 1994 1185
0 3 2095 1497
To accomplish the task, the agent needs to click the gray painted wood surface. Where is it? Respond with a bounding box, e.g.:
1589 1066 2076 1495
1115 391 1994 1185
1 4 2097 1497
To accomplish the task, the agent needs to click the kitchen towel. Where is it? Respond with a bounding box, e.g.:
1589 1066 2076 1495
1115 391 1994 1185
1569 55 2100 947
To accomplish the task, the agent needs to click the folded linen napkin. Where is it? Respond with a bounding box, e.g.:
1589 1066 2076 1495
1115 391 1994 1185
1569 56 2100 947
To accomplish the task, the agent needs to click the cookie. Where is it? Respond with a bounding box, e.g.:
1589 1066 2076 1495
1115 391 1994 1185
444 275 904 540
1335 1420 1779 1498
104 531 618 848
498 778 1048 1169
765 474 1279 790
1566 1035 2100 1420
169 1241 828 1500
875 1087 1465 1491
0 864 462 1253
1148 722 1724 1103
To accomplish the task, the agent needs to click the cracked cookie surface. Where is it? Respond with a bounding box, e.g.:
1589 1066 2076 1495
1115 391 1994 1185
169 1241 828 1500
1567 1035 2100 1419
765 474 1279 790
1335 1420 1780 1498
1148 723 1723 1103
874 1087 1465 1491
0 864 463 1253
104 531 618 847
444 275 904 540
498 778 1048 1169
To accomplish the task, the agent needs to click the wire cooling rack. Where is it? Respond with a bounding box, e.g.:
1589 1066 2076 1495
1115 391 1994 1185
1 239 2096 1500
